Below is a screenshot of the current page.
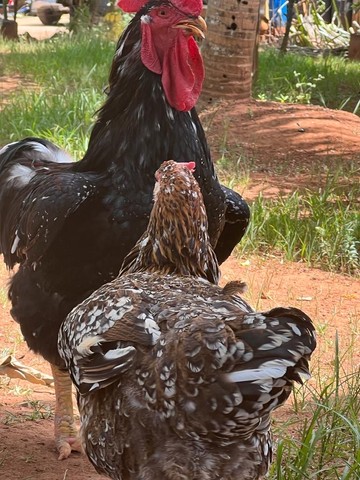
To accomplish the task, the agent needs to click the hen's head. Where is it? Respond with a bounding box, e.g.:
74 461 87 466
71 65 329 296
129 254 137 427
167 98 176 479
118 0 206 111
153 160 199 217
148 160 219 282
121 160 219 283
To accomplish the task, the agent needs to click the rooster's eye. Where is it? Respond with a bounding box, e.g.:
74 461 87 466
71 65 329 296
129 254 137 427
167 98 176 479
158 9 167 16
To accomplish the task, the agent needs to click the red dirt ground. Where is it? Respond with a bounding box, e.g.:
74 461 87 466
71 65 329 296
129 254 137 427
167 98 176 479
0 98 359 479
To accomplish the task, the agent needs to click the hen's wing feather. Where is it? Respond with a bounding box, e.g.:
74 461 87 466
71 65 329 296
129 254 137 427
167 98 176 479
61 281 161 395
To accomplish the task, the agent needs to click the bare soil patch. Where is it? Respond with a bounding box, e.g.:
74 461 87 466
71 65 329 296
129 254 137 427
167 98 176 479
0 75 38 111
0 75 23 111
0 75 22 95
0 99 359 479
202 99 360 199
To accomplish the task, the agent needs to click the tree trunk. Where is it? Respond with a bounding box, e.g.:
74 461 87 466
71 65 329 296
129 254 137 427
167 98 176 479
280 0 295 53
200 0 261 106
1 19 18 40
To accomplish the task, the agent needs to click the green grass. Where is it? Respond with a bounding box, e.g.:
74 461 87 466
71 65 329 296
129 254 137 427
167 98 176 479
0 34 114 151
1 34 113 87
237 172 359 275
2 88 99 157
2 401 53 425
254 48 360 115
269 336 360 480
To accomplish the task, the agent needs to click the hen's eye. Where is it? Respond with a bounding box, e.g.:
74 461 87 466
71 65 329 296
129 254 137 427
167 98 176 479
158 9 167 16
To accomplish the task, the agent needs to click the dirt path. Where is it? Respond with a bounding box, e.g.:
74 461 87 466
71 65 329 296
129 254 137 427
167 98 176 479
202 99 360 200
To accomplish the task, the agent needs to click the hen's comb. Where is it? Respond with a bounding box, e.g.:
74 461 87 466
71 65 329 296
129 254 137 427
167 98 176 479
117 0 202 16
181 161 196 172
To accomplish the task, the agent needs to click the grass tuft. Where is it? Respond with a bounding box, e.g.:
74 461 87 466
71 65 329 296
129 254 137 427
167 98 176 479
255 48 360 115
237 172 360 275
269 336 360 479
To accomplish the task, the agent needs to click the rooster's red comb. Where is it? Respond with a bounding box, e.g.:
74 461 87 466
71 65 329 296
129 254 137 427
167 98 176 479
117 0 202 16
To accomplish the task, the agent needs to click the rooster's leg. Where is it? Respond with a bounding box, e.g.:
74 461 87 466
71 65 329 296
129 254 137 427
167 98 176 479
50 364 83 459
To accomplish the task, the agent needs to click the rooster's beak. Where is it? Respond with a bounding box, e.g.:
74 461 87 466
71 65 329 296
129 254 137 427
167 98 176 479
173 16 207 39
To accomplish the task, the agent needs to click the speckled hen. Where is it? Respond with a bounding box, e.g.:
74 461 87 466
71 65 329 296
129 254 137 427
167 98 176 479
59 161 316 480
0 0 249 459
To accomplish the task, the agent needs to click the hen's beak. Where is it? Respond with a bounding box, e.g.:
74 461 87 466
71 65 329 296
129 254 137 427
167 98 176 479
173 16 207 39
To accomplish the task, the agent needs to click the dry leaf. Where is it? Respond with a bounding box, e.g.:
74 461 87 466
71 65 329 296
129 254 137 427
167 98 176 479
0 355 54 387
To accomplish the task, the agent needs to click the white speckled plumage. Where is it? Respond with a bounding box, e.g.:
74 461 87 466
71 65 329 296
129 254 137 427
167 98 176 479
58 161 316 479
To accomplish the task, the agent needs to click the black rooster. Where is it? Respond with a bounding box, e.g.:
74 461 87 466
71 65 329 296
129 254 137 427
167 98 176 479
59 161 316 480
0 0 249 459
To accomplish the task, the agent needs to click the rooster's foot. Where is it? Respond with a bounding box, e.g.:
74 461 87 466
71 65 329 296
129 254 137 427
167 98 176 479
50 363 82 459
57 433 83 460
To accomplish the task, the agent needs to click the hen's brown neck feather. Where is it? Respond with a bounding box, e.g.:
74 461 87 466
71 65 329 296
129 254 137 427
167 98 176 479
121 161 220 284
